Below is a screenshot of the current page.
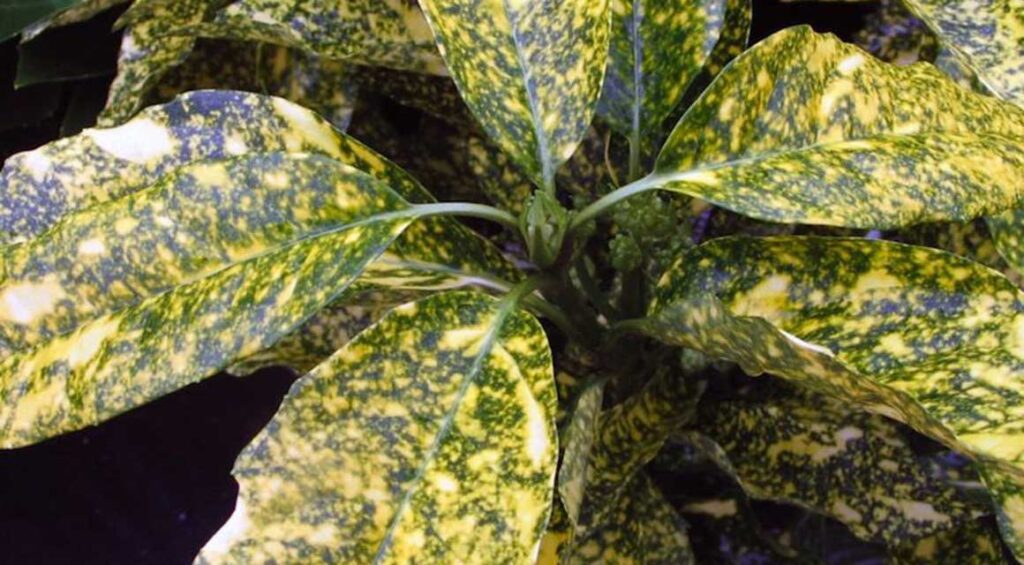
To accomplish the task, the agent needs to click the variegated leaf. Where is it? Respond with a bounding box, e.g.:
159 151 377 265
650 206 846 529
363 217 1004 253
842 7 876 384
0 0 82 41
901 0 1024 105
556 377 605 528
619 26 1024 229
0 152 416 448
20 0 129 41
568 473 694 564
197 290 557 563
692 391 987 548
634 235 1024 556
599 0 750 175
100 0 215 124
190 0 446 75
418 0 611 192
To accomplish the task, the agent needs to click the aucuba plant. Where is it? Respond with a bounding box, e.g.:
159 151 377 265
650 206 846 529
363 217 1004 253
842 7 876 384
9 0 1024 562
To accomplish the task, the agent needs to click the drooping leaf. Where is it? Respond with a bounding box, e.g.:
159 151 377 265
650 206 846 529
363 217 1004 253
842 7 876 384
0 0 81 41
692 390 988 548
0 152 417 448
634 235 1024 555
99 0 216 124
417 0 611 192
189 0 446 75
599 0 750 173
568 473 695 563
197 290 557 563
634 26 1024 229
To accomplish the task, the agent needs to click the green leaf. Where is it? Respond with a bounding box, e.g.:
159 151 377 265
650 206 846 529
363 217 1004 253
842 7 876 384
196 290 557 563
0 152 415 448
188 0 446 75
20 0 127 41
692 390 988 548
598 0 750 172
0 0 81 41
556 378 605 528
634 235 1024 555
628 26 1024 229
418 0 611 192
569 473 695 563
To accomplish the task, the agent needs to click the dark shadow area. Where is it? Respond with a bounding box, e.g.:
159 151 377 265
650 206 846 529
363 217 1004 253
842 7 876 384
0 369 298 564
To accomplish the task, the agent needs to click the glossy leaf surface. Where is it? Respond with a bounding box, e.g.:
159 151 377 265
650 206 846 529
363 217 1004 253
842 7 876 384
418 0 611 191
641 26 1024 229
197 291 557 563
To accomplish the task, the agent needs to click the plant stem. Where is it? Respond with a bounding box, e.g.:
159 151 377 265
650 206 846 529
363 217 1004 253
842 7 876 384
411 202 520 231
569 174 660 232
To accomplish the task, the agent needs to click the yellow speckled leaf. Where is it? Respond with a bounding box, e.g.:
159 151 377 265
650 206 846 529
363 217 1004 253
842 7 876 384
100 0 215 124
197 290 557 563
574 368 701 537
0 152 420 448
191 0 446 75
692 391 988 548
556 378 604 529
636 236 1024 556
599 0 750 174
619 26 1024 229
569 473 694 564
418 0 611 192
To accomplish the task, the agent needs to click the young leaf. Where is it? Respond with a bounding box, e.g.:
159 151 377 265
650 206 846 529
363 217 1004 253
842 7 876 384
634 235 1024 556
196 290 557 563
692 391 987 547
611 26 1024 229
0 153 416 448
417 0 611 192
599 0 750 173
191 0 446 75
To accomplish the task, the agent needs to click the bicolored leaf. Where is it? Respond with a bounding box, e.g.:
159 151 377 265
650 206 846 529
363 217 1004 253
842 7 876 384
189 0 446 75
901 0 1024 105
556 378 605 528
99 0 215 124
692 390 987 548
418 0 611 192
197 290 557 563
598 0 750 172
634 26 1024 229
633 235 1024 555
0 152 417 448
21 0 128 41
573 368 701 535
568 473 694 564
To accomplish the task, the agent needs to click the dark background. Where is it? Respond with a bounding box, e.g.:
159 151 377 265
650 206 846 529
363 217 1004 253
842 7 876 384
0 2 878 563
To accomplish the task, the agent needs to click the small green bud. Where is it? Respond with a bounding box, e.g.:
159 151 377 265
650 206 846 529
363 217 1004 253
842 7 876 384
520 191 570 268
609 234 642 272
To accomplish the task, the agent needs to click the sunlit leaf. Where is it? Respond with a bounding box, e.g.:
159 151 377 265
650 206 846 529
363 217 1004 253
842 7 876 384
418 0 611 192
197 290 557 563
637 26 1024 229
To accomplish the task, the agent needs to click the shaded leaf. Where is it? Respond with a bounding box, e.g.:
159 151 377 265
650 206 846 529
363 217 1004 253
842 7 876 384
638 26 1024 229
0 0 80 41
692 390 988 547
197 290 557 563
20 0 128 41
556 377 605 528
418 0 611 191
635 235 1024 555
